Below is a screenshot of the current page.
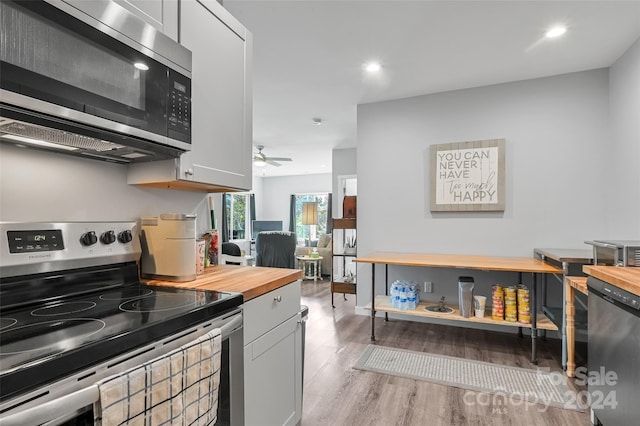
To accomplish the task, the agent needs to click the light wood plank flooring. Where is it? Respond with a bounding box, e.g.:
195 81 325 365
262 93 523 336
300 279 590 426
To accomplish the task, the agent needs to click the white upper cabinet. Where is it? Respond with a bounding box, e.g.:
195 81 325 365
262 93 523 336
178 0 252 190
127 0 253 192
113 0 179 40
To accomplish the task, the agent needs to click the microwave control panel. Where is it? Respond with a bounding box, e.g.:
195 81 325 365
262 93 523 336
167 70 191 138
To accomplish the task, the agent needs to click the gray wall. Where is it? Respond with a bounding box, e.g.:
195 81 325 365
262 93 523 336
607 38 640 237
356 68 616 329
0 144 215 233
260 173 332 231
0 144 268 241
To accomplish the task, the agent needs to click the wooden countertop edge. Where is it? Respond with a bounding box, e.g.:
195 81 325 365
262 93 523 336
240 274 303 301
583 265 640 297
354 252 563 273
565 276 588 295
144 265 303 301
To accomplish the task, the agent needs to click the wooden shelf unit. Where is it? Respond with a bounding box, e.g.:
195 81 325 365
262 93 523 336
366 295 558 331
355 251 564 364
331 218 357 306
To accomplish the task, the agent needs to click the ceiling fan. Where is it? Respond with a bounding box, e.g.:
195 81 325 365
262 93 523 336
253 145 292 167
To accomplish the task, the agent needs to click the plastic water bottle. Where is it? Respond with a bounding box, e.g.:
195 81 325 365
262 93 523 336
407 288 416 310
389 280 421 310
389 282 396 306
399 286 407 311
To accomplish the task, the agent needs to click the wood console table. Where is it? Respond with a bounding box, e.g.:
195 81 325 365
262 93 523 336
354 252 563 364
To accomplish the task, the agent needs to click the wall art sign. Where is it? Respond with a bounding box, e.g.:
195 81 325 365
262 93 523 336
430 139 505 212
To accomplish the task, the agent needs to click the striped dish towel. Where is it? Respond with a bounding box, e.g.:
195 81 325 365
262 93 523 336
95 328 222 426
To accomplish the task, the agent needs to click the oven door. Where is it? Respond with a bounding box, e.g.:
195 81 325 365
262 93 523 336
0 309 243 426
0 0 191 155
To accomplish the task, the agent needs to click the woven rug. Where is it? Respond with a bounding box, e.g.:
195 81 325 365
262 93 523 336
354 345 582 412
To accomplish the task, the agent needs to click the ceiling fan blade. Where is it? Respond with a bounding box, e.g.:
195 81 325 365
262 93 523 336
266 160 282 167
266 157 292 162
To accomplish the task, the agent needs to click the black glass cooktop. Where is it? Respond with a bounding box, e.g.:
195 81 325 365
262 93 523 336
0 281 242 401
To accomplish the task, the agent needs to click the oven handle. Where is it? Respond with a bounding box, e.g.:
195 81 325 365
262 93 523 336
0 313 242 426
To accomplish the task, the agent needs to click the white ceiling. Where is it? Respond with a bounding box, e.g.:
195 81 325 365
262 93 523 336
224 1 640 178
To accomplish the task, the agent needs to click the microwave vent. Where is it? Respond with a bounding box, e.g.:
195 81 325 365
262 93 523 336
0 120 124 152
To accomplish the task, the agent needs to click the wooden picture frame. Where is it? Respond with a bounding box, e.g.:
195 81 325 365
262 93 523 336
430 139 505 212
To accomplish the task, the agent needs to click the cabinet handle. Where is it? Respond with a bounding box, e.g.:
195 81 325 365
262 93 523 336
274 295 282 302
185 168 194 176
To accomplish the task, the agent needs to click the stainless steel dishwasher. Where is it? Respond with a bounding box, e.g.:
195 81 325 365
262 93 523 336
587 276 640 426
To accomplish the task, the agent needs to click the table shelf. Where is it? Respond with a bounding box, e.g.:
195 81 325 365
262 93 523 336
366 295 558 331
355 251 567 364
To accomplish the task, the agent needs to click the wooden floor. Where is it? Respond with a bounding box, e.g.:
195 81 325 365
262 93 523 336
300 279 591 426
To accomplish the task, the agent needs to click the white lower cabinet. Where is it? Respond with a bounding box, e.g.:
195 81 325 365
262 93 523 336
243 281 303 426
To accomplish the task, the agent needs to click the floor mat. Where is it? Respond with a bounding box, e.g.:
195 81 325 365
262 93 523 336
354 345 583 412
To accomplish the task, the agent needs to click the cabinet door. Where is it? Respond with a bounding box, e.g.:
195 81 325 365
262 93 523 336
178 0 252 190
113 0 178 40
244 313 302 426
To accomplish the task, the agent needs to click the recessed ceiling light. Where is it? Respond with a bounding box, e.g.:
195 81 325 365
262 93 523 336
312 118 323 126
364 62 382 73
545 26 567 38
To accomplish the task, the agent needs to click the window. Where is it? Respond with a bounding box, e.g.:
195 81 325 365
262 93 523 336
294 193 329 245
224 193 250 240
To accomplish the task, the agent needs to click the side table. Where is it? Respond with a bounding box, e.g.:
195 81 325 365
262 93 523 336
296 255 323 282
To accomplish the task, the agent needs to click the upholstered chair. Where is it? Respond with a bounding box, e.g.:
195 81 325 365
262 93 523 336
255 231 297 269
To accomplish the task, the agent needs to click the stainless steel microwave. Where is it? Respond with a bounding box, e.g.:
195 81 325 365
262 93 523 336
585 240 640 267
0 0 192 163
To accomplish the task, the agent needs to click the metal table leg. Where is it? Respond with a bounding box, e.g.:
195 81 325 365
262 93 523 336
370 263 376 342
541 269 547 340
530 272 538 364
384 265 389 322
561 261 569 370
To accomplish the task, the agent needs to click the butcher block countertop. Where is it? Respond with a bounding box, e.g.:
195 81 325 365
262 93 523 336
355 252 563 273
143 265 302 301
583 265 640 297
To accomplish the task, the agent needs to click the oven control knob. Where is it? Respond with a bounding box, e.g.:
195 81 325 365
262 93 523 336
80 231 98 246
118 230 133 244
100 230 116 245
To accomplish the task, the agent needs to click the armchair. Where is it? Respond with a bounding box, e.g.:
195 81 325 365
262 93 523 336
221 242 247 266
255 231 297 269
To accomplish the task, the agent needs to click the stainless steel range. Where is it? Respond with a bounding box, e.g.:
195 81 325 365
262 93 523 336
0 222 244 425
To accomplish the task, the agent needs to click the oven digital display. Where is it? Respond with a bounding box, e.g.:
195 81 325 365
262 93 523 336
7 230 64 253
